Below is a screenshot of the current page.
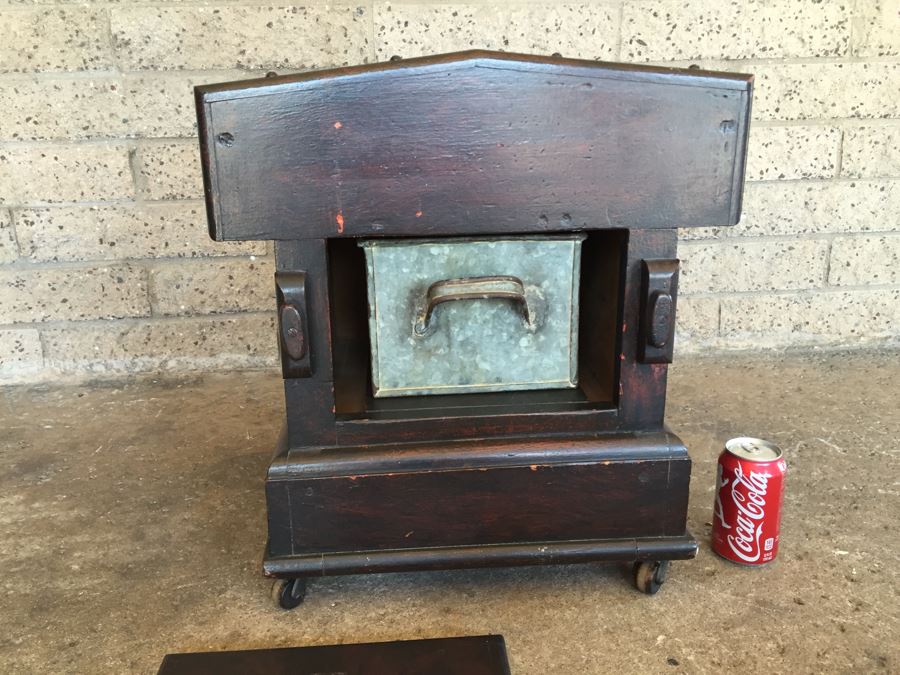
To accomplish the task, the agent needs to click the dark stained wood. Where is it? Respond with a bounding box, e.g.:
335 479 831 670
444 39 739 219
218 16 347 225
196 50 752 242
282 379 337 448
265 536 699 577
577 229 626 404
270 431 688 478
327 237 372 414
617 228 677 429
265 431 691 559
275 239 338 447
158 635 511 675
333 406 618 446
272 456 689 554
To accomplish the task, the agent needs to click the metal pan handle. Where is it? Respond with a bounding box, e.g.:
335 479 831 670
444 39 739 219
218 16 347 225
413 275 532 337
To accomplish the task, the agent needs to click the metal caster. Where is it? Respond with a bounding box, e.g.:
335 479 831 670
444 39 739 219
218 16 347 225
634 560 670 595
272 577 307 609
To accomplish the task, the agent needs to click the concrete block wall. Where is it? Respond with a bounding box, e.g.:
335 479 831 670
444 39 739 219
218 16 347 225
0 1 898 383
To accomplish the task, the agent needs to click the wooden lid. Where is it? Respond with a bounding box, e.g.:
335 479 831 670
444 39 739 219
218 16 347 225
196 50 752 241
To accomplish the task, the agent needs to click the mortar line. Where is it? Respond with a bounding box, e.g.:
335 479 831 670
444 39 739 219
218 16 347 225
140 259 156 319
2 55 900 85
0 68 262 83
126 143 146 204
0 310 277 333
6 173 900 211
834 127 845 178
7 197 205 210
680 231 900 246
0 1 372 12
5 207 21 260
5 118 900 149
748 175 900 186
0 252 270 274
678 339 900 356
101 5 121 76
614 0 624 61
367 0 377 63
35 325 49 372
679 233 840 247
652 55 900 67
4 119 900 150
678 283 900 300
823 236 835 287
716 299 722 337
849 0 863 58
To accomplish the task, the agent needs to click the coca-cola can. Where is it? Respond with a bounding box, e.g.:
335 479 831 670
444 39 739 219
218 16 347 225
712 437 786 566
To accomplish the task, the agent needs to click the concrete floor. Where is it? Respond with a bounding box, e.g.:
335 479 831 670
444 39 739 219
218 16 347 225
1 351 898 674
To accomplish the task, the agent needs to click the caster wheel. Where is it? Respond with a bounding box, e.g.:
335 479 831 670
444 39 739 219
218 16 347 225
634 560 670 595
272 577 307 609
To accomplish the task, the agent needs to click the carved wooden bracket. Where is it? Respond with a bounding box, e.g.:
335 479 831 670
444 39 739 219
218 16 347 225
276 271 312 378
639 259 680 364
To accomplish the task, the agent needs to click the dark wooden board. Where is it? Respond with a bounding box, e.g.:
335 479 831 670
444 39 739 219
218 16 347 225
265 536 699 577
618 228 675 428
265 432 691 557
269 429 686 478
158 635 510 675
197 50 752 241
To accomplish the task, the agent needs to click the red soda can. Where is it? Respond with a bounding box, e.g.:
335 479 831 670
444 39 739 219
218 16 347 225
712 437 786 566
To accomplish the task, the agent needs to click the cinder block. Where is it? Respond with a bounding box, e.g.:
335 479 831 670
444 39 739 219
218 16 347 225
43 314 279 376
0 264 150 323
737 62 900 121
0 72 246 141
622 0 849 61
15 203 264 263
721 289 900 347
374 3 618 61
737 180 900 236
841 125 900 179
746 126 840 181
677 225 728 242
853 1 900 57
0 210 16 264
829 235 900 286
0 8 111 73
0 143 134 205
0 329 43 383
675 296 719 339
149 257 275 316
137 141 204 201
680 240 828 293
111 6 371 70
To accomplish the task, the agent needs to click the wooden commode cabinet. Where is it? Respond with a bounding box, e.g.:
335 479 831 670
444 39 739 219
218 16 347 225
194 50 752 607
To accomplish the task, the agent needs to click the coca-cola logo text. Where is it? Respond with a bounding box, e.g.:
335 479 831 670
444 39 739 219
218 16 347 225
716 464 771 563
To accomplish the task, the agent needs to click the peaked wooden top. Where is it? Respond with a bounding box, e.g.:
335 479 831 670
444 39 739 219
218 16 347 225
196 50 753 241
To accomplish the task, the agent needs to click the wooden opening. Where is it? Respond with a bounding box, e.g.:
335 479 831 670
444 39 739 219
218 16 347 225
328 230 625 421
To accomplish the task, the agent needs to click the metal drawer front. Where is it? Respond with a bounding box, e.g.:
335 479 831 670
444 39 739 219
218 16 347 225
361 235 585 397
